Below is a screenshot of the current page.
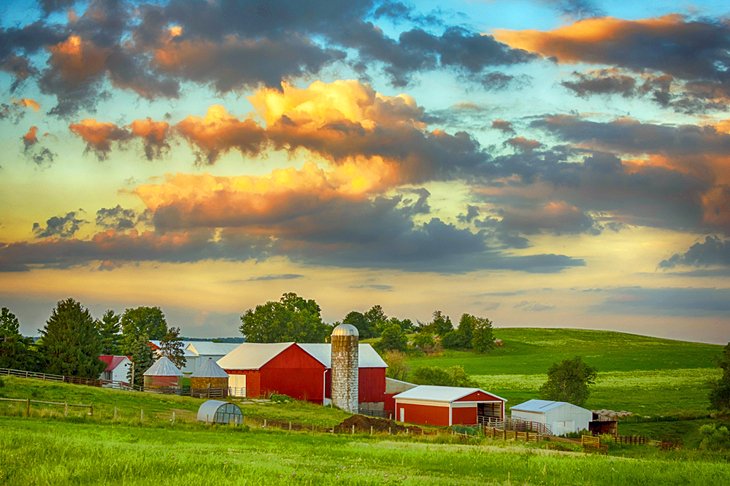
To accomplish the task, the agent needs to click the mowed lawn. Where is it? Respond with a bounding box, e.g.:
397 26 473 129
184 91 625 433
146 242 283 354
2 417 730 485
404 328 724 417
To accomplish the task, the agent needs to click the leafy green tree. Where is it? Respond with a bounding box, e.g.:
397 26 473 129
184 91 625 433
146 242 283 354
709 342 730 411
375 323 408 353
410 365 477 387
412 332 439 354
0 307 34 369
383 351 409 380
428 310 453 337
441 330 469 350
342 311 376 339
364 305 388 336
471 315 495 353
539 357 597 406
159 326 186 370
95 310 122 355
121 306 168 354
240 292 328 343
127 333 154 387
39 298 105 378
457 313 476 345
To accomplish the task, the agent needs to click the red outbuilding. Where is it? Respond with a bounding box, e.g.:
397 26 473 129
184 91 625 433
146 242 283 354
217 342 387 409
393 385 507 427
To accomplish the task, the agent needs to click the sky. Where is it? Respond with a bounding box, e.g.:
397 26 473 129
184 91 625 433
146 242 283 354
1 0 729 343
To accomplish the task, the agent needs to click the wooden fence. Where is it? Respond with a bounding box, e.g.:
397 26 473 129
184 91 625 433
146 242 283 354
0 396 93 417
480 416 552 436
483 425 543 442
614 435 648 445
0 367 138 391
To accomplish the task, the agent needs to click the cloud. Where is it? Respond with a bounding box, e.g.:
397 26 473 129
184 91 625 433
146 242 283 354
592 287 730 317
95 205 148 231
491 119 515 134
660 235 730 269
561 69 637 98
69 118 132 160
39 0 76 16
506 136 542 152
540 0 603 18
247 274 304 281
0 99 41 124
129 118 171 160
498 201 599 235
20 125 57 167
22 126 39 149
514 300 555 312
32 211 85 238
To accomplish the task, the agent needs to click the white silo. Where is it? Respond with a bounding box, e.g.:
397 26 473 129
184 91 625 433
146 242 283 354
331 323 359 413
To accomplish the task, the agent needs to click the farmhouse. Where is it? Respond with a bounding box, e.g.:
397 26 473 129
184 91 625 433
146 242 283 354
510 399 592 436
393 385 506 426
217 342 387 410
98 355 131 384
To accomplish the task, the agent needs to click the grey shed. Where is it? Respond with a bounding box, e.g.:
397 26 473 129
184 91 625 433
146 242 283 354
197 400 243 425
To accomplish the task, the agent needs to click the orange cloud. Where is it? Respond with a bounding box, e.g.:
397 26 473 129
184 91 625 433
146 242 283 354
47 35 110 82
16 98 40 112
69 119 131 159
131 118 171 160
22 126 38 147
175 105 266 164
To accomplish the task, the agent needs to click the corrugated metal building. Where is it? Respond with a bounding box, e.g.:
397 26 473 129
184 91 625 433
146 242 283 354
185 342 241 375
191 357 229 397
510 399 592 436
197 400 242 425
143 356 183 389
393 385 506 426
217 342 387 409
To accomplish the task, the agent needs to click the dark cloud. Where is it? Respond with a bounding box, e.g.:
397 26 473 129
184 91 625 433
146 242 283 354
458 205 479 223
562 69 637 98
32 211 85 238
350 283 393 291
505 136 542 152
247 274 304 281
660 235 730 269
69 119 132 160
491 119 515 134
95 205 147 231
39 0 76 15
540 0 603 18
514 300 555 312
592 287 730 317
477 71 530 91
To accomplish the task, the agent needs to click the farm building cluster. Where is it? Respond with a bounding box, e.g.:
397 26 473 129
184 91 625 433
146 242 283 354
98 324 606 435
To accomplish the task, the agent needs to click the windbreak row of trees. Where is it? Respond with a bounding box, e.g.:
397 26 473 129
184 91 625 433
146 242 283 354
1 300 186 387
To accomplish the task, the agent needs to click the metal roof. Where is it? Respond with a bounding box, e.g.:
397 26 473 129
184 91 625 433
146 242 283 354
393 385 506 403
143 356 183 376
98 355 129 372
216 342 294 370
331 323 358 337
192 357 229 378
186 342 240 357
149 340 195 357
197 400 242 424
298 343 388 368
510 399 579 413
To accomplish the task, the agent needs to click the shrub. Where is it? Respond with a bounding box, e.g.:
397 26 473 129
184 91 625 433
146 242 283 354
699 424 730 450
441 330 469 350
270 393 293 403
410 365 477 387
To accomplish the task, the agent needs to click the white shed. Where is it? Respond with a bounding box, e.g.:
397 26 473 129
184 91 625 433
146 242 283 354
510 399 592 436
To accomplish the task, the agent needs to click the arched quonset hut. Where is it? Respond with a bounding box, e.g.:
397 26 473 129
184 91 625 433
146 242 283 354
191 357 229 397
197 400 243 425
143 356 183 390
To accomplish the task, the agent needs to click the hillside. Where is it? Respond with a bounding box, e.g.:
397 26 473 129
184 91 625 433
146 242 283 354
404 328 724 418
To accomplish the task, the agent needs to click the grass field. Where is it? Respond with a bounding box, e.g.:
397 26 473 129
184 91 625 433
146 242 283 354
405 328 724 418
2 417 730 485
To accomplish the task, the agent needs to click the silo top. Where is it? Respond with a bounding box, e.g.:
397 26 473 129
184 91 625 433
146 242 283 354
332 323 359 337
143 356 183 376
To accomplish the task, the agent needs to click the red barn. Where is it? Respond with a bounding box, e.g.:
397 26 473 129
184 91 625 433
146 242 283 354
394 385 506 427
217 342 387 410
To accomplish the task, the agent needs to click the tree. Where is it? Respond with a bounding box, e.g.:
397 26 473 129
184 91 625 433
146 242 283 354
375 323 408 353
709 342 730 411
342 311 376 339
240 292 328 343
383 351 409 380
39 298 105 379
539 357 597 406
0 307 34 370
127 333 154 388
441 330 469 350
412 332 439 354
159 326 186 370
364 305 388 336
96 310 122 355
410 365 477 387
121 306 168 354
470 315 495 353
427 310 453 337
457 313 476 345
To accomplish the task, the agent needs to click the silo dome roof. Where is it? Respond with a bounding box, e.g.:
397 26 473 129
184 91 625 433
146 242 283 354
332 323 359 337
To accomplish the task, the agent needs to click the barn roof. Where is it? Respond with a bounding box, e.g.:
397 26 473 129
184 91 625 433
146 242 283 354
298 343 388 368
98 355 129 372
187 342 240 357
393 385 506 403
511 399 584 413
192 357 229 378
143 356 183 376
216 342 294 370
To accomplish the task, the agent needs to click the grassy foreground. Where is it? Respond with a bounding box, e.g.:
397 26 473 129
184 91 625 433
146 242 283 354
2 417 729 485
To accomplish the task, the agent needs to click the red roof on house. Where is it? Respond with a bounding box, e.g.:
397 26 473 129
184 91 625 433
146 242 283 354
99 355 129 372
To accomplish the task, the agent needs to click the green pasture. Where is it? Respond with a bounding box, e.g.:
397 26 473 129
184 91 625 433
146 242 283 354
1 417 729 485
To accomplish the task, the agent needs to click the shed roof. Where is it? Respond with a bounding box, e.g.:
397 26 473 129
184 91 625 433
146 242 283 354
298 343 388 368
143 356 183 376
393 385 506 403
510 399 585 413
187 342 240 357
192 357 229 378
98 355 129 372
216 342 294 370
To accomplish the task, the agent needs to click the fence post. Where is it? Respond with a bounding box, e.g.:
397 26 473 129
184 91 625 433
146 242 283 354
289 421 292 431
389 427 391 435
370 426 373 436
263 419 267 428
64 402 68 417
89 404 93 417
172 410 176 425
140 409 144 423
351 424 355 435
114 406 118 420
26 398 30 417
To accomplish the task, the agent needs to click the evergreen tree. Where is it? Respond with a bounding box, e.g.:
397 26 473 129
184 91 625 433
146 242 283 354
709 342 730 411
159 326 186 370
428 310 453 337
0 307 34 369
39 298 105 378
127 333 154 388
120 306 168 354
539 357 597 406
364 305 388 336
96 310 122 355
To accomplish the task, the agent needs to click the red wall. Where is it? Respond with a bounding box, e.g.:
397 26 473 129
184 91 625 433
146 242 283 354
452 406 477 425
397 403 450 426
456 390 504 403
384 393 396 417
359 368 386 403
260 344 326 403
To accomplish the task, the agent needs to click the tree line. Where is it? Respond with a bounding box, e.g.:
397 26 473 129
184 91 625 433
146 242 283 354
0 299 186 387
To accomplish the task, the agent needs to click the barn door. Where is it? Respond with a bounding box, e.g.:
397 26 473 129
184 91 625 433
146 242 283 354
229 374 246 397
400 408 405 422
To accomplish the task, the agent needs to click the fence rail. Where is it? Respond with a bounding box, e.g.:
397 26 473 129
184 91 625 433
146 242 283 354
0 367 138 391
479 416 552 436
0 396 93 417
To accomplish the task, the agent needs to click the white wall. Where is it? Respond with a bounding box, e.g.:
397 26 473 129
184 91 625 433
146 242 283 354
511 404 591 436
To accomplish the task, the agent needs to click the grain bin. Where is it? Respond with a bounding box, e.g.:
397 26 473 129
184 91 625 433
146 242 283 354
197 400 243 425
331 323 359 413
143 356 183 390
191 357 229 398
